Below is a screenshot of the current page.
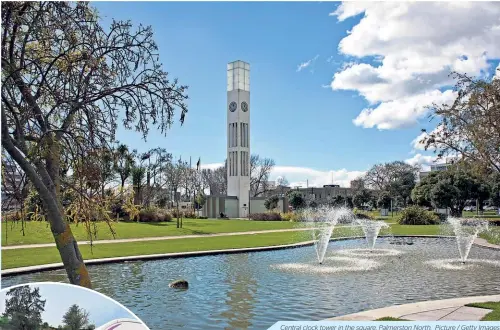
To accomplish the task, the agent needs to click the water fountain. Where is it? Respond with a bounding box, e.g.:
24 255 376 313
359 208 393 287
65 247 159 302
303 206 353 264
356 219 390 250
447 217 489 263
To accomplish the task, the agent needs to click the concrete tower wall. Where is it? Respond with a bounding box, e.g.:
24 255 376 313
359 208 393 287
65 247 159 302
227 61 250 217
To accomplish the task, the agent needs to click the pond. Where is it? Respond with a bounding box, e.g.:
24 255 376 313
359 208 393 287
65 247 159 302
3 238 500 329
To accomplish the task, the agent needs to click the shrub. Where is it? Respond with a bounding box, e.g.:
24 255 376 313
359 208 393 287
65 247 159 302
156 210 172 222
139 207 159 222
138 207 172 222
433 212 447 223
353 209 374 220
198 216 208 219
281 212 300 222
183 211 197 219
397 206 440 225
249 212 282 221
354 212 373 220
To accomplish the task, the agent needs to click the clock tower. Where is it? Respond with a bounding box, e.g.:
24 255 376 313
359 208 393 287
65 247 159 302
227 60 250 218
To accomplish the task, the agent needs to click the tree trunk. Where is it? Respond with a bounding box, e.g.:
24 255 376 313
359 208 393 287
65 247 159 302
44 138 92 288
1 131 92 288
46 203 92 287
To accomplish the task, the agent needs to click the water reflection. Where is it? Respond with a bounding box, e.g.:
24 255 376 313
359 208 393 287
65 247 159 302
2 238 500 329
219 254 257 329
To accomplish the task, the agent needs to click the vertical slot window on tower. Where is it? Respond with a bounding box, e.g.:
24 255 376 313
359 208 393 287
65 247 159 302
235 123 238 147
246 124 249 148
235 151 238 176
232 151 235 176
245 151 250 176
233 123 236 147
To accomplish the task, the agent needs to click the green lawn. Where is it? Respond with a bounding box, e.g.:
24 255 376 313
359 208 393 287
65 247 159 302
1 231 312 269
1 219 298 246
1 224 447 269
2 219 498 270
465 302 500 321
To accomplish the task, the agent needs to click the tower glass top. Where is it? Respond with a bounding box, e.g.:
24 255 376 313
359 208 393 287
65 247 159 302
227 60 250 92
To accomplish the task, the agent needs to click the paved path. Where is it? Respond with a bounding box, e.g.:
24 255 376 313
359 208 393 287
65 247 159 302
327 295 500 321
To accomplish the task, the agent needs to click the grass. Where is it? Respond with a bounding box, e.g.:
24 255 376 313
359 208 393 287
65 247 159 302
2 218 498 269
375 317 408 321
1 231 312 269
465 302 500 321
1 224 448 269
480 227 500 245
1 219 297 246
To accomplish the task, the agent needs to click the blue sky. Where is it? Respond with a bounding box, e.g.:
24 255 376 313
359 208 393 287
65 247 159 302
0 283 139 327
93 2 500 187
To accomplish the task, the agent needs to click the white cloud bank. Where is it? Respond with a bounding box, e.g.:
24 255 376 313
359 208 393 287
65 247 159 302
330 2 500 130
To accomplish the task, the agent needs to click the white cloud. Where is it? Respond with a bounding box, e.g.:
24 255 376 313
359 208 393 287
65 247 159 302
330 2 500 129
404 153 455 172
200 162 223 170
297 55 319 72
404 153 438 171
352 90 456 130
495 63 500 79
270 166 365 188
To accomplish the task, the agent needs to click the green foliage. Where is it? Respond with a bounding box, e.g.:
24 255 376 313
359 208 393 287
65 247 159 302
353 189 371 208
195 192 207 210
397 206 440 225
62 304 91 330
353 209 374 220
412 166 483 216
249 212 282 221
288 191 306 210
264 195 280 210
329 195 345 207
377 191 392 209
3 285 46 330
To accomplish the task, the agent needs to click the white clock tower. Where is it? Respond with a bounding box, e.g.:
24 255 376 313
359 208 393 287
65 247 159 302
227 60 250 218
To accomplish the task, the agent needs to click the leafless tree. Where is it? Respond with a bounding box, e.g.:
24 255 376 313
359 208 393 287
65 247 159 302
202 160 227 195
1 2 188 287
250 154 275 197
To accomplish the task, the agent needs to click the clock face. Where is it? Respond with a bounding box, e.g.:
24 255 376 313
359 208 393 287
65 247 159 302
241 101 249 112
229 101 237 112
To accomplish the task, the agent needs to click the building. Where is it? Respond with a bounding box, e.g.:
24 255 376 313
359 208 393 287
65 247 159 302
418 161 454 181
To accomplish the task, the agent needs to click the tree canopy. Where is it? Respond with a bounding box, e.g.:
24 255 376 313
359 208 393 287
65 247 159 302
421 71 500 173
3 285 46 330
411 164 484 216
62 304 91 330
1 2 188 287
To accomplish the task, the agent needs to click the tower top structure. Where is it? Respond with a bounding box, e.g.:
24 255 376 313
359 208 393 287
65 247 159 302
227 60 250 92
